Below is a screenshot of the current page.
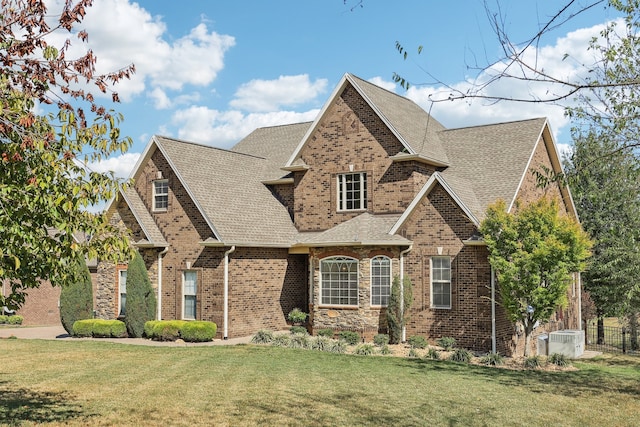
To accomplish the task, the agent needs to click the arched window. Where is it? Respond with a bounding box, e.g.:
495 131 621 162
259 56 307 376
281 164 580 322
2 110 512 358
320 256 359 306
370 256 391 306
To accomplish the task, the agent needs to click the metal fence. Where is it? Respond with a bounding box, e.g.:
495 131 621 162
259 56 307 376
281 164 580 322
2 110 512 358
584 323 640 355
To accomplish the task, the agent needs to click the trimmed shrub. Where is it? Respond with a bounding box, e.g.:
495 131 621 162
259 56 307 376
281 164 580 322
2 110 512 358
408 335 428 349
337 330 360 345
72 319 94 337
7 315 23 325
124 250 157 338
355 343 375 356
152 320 187 341
316 328 334 338
449 348 473 363
425 348 440 360
92 319 114 338
71 319 126 338
251 329 274 344
480 352 504 366
549 352 570 367
180 321 216 342
289 326 308 335
59 257 93 334
436 336 456 351
524 355 543 369
287 308 307 324
143 320 160 338
0 315 8 324
110 320 127 338
373 334 389 347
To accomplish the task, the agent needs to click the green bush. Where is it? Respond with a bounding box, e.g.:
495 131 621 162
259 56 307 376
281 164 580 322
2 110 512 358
408 335 428 349
373 334 389 347
110 320 127 338
272 334 291 347
436 336 456 351
337 330 360 345
179 321 216 342
7 315 23 325
310 336 333 351
287 308 307 324
124 249 157 338
329 340 347 354
480 352 504 366
408 348 420 358
92 319 114 338
59 257 93 334
251 329 274 344
380 344 392 355
289 325 308 335
355 343 375 355
425 348 440 360
549 352 570 367
316 328 334 338
144 320 160 338
72 319 94 337
387 275 413 344
151 320 187 341
0 315 8 324
289 333 310 349
524 356 543 369
448 348 473 363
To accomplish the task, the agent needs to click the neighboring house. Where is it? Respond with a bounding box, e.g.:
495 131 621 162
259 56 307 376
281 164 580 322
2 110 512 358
96 73 581 355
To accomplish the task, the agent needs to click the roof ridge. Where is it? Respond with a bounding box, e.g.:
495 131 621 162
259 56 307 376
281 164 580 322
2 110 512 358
155 135 267 161
441 117 546 132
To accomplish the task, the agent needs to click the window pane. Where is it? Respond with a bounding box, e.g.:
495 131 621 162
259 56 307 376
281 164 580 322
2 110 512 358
338 173 367 211
183 271 197 319
184 296 196 319
431 257 451 308
371 256 391 306
321 257 358 306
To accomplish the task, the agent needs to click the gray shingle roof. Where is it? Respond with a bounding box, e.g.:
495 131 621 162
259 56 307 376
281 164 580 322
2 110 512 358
121 187 168 247
296 213 409 246
155 136 298 246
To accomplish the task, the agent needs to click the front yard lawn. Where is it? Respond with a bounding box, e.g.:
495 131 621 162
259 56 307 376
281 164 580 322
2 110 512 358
0 339 638 426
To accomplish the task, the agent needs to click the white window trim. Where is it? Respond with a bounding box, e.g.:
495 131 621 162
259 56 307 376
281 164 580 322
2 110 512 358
370 256 391 307
430 256 452 309
153 179 169 212
319 256 359 307
182 270 197 320
118 268 127 317
337 172 367 212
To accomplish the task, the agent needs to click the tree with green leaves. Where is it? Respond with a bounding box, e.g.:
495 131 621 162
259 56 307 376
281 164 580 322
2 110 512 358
0 1 134 310
59 256 93 334
387 275 413 344
480 198 592 357
124 250 156 338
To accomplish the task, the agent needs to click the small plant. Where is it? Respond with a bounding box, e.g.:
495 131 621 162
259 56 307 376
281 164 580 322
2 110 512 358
549 352 570 367
272 334 291 347
355 343 375 355
287 308 307 325
310 336 333 351
436 336 456 351
329 340 348 354
379 344 392 355
316 328 334 338
337 330 360 345
480 352 504 366
408 348 420 358
289 325 308 335
7 315 23 325
408 335 428 349
373 334 389 347
448 348 473 363
289 333 310 349
7 335 17 339
425 348 440 360
524 355 543 369
251 329 274 344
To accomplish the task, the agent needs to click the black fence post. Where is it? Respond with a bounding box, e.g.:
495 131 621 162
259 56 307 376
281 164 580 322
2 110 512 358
622 327 627 354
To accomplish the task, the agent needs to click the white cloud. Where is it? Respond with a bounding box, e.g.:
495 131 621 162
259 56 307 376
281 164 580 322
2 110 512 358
367 77 397 92
149 88 172 109
87 152 141 178
230 75 328 112
172 106 319 147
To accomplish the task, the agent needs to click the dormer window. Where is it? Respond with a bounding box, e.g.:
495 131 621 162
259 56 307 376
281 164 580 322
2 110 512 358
337 172 367 211
153 179 168 211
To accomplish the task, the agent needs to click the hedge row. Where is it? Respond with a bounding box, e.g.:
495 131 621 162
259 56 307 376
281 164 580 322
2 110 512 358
0 315 23 325
144 320 217 342
72 319 127 338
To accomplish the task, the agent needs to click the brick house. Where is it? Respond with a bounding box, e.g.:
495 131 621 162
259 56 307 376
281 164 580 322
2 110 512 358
96 73 581 355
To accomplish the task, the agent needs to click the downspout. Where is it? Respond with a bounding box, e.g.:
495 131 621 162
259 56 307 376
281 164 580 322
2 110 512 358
399 244 413 343
577 273 582 330
223 245 236 340
491 267 497 354
156 247 169 320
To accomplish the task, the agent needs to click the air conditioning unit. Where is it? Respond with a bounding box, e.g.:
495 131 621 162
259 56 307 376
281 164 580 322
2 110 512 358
548 330 585 358
537 334 549 356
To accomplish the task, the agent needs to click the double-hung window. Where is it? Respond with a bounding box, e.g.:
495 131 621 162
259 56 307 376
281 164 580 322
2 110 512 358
183 271 197 319
431 257 451 309
153 179 168 211
320 257 359 306
370 256 391 306
118 269 127 317
337 172 367 211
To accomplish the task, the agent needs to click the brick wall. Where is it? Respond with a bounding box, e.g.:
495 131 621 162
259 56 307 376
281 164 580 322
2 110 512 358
13 280 61 326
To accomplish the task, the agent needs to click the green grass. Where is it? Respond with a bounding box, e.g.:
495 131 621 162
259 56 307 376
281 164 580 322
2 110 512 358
0 340 638 426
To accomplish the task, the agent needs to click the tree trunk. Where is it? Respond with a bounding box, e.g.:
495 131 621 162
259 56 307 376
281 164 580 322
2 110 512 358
597 317 605 345
629 312 638 351
523 331 532 357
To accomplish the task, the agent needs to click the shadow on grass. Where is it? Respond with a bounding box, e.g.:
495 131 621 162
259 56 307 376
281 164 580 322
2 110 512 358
397 357 640 398
0 382 88 424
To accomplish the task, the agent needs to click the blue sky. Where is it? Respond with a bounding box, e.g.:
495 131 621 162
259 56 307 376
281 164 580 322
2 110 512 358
46 0 621 177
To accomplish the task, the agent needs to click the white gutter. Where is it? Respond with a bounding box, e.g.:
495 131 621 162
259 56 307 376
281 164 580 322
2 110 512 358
223 245 236 339
399 244 413 342
577 273 582 331
491 267 497 354
156 247 169 320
